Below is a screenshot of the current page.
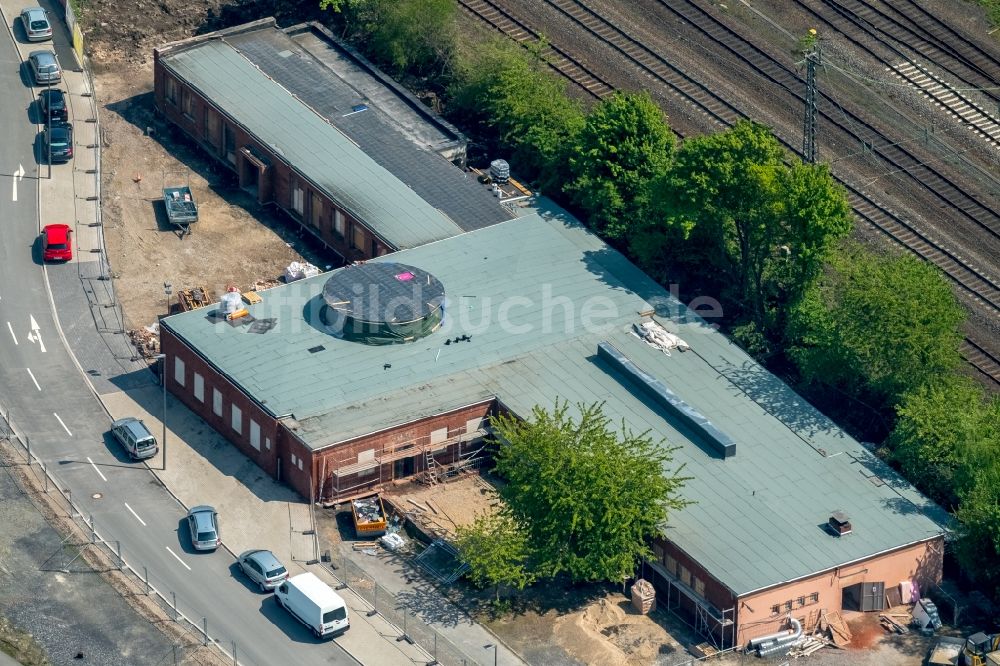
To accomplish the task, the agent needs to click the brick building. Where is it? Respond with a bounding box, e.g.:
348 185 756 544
153 19 513 261
159 211 946 650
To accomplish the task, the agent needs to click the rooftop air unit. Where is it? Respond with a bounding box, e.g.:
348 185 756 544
489 159 510 184
828 512 852 536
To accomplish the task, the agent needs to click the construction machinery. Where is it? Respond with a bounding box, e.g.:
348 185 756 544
961 632 1000 666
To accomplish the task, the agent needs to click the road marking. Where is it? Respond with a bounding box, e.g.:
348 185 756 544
26 368 41 391
86 456 107 482
12 163 23 202
6 322 17 344
165 546 191 571
124 502 146 526
53 412 72 436
27 315 46 352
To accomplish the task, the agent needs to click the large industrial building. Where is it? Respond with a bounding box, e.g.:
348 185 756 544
153 19 513 261
159 210 946 649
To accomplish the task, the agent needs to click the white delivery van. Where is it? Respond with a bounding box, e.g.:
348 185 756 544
274 572 349 638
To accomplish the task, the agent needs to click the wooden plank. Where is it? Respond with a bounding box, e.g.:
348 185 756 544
824 610 852 647
886 585 902 608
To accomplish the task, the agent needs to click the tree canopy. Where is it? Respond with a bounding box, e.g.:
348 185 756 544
785 241 965 411
454 512 535 601
562 91 674 241
491 401 690 583
633 120 852 339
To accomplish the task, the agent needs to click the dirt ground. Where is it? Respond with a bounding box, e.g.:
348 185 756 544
381 474 502 539
95 63 330 332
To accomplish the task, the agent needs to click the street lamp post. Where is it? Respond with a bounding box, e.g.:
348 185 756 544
484 644 497 666
154 353 167 471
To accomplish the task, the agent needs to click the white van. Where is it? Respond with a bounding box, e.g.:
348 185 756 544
274 573 349 638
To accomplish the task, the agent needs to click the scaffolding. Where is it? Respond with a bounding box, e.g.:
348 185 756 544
321 422 490 503
645 560 736 651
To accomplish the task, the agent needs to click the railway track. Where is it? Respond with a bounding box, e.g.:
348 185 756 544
802 0 1000 151
456 0 1000 387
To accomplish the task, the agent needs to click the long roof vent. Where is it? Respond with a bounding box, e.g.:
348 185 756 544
598 341 736 458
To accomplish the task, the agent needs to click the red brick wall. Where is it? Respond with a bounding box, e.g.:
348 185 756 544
160 327 280 476
314 401 496 500
648 537 737 632
152 55 391 261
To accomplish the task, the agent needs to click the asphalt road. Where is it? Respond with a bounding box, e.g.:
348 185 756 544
0 15 357 666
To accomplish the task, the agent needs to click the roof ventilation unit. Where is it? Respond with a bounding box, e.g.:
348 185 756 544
321 262 445 345
597 341 736 458
828 512 852 536
489 159 510 184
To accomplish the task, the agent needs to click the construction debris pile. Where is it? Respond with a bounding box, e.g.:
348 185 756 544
127 324 160 357
352 497 383 525
630 579 656 614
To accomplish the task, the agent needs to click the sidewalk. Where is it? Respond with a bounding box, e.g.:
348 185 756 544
3 1 529 663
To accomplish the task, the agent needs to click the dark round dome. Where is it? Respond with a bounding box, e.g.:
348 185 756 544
321 263 445 344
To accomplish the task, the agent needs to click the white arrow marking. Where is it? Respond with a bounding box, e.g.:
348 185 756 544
86 456 108 482
26 368 41 391
165 547 191 571
124 503 147 526
53 412 72 436
12 163 23 202
6 322 17 344
27 315 45 352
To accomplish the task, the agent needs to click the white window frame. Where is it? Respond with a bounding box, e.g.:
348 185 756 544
291 177 304 217
297 457 304 471
193 372 204 402
250 420 261 451
231 404 242 434
265 437 271 451
174 357 185 386
213 388 222 417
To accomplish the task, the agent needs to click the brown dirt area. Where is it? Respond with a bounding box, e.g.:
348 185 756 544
381 474 502 539
96 63 331 331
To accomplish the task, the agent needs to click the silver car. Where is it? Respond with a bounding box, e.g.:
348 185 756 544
20 7 51 42
186 505 221 551
28 50 60 85
237 549 288 592
110 417 158 460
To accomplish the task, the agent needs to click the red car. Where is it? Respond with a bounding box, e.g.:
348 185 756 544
42 224 72 261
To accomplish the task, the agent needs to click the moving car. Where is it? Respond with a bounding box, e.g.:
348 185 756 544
274 573 349 638
19 7 51 42
109 417 158 460
27 50 60 84
237 549 288 592
42 121 73 163
38 89 68 122
186 505 220 551
41 224 72 261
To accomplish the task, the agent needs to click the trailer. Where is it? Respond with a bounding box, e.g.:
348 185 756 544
163 185 198 231
351 496 387 538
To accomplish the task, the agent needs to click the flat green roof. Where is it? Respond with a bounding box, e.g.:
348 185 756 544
159 39 464 249
163 211 945 596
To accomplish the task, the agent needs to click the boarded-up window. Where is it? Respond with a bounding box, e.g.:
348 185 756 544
665 555 677 575
291 177 304 217
309 192 322 228
213 388 222 417
181 89 194 118
231 404 242 434
652 543 664 561
352 224 366 251
679 565 690 587
430 428 448 445
174 357 185 386
334 210 345 237
203 107 219 144
250 420 261 451
465 417 482 436
193 372 204 402
297 457 304 471
358 449 375 464
694 578 705 597
165 76 177 104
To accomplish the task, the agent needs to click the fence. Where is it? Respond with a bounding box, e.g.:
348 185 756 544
0 403 238 666
326 548 486 666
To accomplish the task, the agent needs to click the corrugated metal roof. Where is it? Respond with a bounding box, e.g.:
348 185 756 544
163 211 946 596
159 39 464 249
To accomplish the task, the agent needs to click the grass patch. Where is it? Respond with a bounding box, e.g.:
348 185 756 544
0 616 50 666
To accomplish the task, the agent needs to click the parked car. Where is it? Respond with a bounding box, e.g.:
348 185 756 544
186 505 220 551
274 573 349 638
38 89 68 122
19 7 51 42
237 549 288 592
41 224 72 261
27 50 60 84
41 121 73 163
109 417 158 460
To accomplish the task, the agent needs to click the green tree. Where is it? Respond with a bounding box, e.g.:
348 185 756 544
954 463 1000 595
491 401 690 583
634 121 851 337
323 0 456 77
786 241 965 410
454 512 535 601
562 92 674 241
448 38 585 183
887 375 991 507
